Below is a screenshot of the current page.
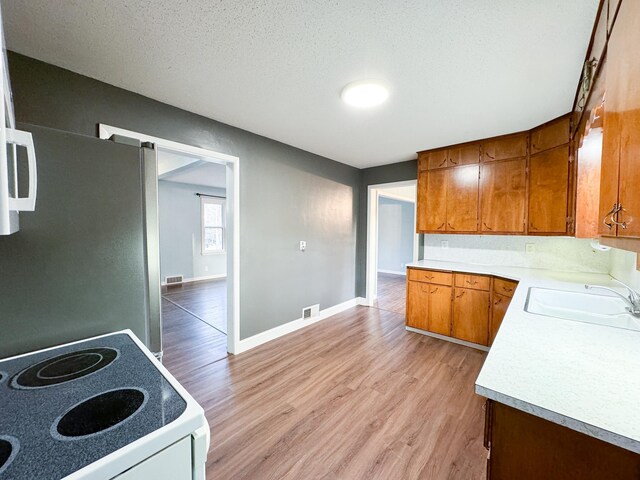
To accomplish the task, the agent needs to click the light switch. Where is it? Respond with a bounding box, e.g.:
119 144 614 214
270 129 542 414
299 241 306 252
440 240 449 249
525 243 536 255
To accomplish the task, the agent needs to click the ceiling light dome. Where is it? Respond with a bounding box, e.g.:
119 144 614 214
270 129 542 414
341 81 389 108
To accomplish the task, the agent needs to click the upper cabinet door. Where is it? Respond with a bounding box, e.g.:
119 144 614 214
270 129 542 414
446 165 479 232
448 144 480 167
608 0 640 238
529 146 570 233
426 150 449 170
530 116 570 155
480 159 526 233
482 133 528 162
419 169 447 232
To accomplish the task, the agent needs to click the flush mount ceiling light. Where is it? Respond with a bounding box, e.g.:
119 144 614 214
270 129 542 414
341 81 389 108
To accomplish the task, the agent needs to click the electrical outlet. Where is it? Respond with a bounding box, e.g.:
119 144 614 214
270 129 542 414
299 241 306 252
440 240 449 249
525 243 536 255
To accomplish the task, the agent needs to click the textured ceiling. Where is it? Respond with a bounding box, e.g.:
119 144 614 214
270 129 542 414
2 0 599 168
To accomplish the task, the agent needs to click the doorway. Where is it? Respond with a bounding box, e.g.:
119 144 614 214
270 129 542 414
366 180 418 315
98 124 241 359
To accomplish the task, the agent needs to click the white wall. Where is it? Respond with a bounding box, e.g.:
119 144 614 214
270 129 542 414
609 248 640 290
158 181 227 282
422 235 610 273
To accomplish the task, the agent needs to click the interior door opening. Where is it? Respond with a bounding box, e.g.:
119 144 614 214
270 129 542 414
366 180 418 316
98 124 241 359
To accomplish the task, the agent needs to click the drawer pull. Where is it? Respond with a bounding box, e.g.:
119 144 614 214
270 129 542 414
424 275 434 280
466 280 478 285
502 287 513 293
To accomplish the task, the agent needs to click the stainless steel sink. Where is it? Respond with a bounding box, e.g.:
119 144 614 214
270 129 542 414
525 287 640 331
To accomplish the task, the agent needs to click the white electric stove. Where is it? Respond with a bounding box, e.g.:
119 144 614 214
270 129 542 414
0 330 209 479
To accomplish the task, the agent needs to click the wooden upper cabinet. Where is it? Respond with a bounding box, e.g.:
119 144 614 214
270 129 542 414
448 144 480 167
480 159 526 233
427 285 452 336
603 0 640 238
424 150 449 170
483 133 528 162
530 116 571 155
419 169 447 232
446 165 480 232
608 0 622 34
452 288 489 346
418 153 429 172
529 146 570 233
406 281 429 331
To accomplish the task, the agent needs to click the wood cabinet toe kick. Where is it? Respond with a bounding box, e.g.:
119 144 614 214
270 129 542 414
406 268 518 350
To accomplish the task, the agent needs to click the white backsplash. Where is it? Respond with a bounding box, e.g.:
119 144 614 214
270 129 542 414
421 235 610 273
609 248 640 290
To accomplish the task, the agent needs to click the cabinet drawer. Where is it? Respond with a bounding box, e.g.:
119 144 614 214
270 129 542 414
493 278 518 298
407 268 452 285
454 273 490 291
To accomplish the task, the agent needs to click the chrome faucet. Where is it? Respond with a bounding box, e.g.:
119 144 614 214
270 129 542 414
585 280 640 316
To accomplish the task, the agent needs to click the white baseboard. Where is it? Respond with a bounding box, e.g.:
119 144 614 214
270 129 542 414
405 326 489 352
234 297 365 354
377 269 407 276
161 273 226 286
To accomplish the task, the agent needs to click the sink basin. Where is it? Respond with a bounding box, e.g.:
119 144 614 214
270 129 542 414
525 287 640 331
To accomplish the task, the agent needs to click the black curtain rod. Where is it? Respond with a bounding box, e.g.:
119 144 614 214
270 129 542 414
195 193 226 199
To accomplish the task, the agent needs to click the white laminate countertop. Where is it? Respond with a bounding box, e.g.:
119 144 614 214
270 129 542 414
407 259 640 453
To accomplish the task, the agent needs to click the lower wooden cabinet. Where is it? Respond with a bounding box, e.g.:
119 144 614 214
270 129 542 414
452 288 490 346
406 281 429 331
407 269 519 349
489 293 510 345
485 400 640 480
426 285 452 335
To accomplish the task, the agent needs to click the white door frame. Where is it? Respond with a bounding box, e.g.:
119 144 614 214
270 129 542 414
365 180 418 307
99 124 242 354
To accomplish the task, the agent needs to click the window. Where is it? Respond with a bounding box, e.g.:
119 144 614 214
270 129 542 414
201 196 226 254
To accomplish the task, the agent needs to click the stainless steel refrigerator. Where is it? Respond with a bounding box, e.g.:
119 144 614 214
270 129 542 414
0 123 162 359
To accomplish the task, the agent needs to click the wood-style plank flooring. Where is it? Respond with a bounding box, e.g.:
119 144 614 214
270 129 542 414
162 276 488 480
163 279 227 333
375 272 407 316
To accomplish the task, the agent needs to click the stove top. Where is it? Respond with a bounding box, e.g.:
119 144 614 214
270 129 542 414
0 334 187 479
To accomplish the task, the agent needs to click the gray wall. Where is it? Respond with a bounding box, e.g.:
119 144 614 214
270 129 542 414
158 181 227 282
377 197 415 274
356 161 417 295
0 125 149 357
7 52 360 340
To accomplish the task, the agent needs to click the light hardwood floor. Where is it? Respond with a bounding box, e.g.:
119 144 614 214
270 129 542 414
375 272 407 316
163 287 488 479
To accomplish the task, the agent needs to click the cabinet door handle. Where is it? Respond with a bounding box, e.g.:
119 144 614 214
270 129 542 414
494 298 502 305
610 204 627 229
502 287 513 293
485 152 495 160
466 280 478 285
437 222 445 230
450 158 458 165
456 291 466 298
530 222 538 231
602 203 618 230
430 288 438 294
447 222 455 230
483 222 493 231
439 158 447 167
